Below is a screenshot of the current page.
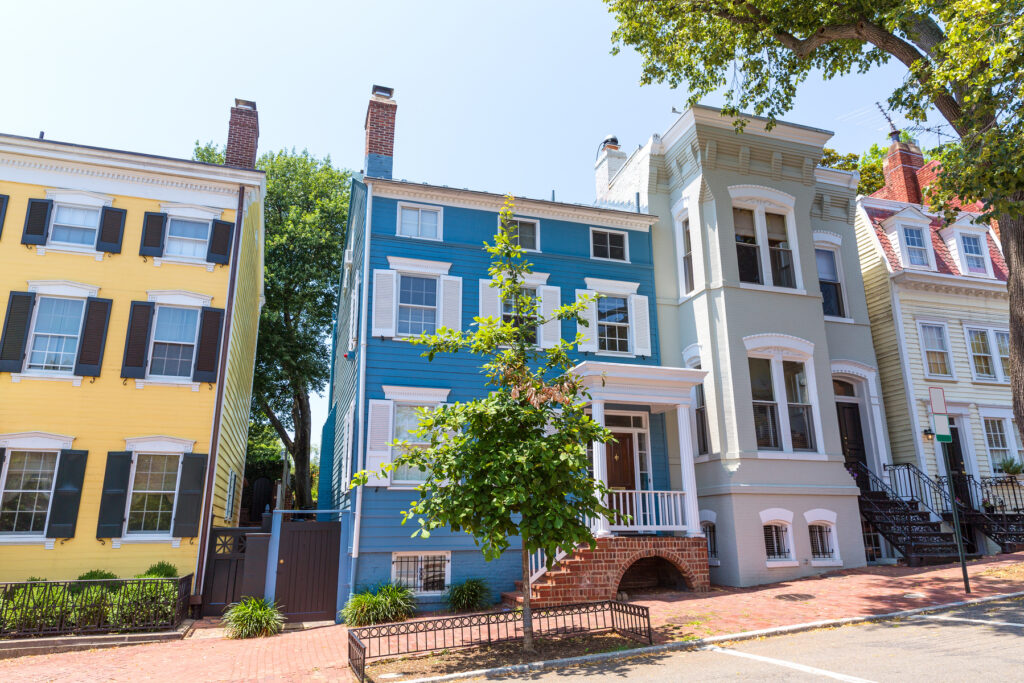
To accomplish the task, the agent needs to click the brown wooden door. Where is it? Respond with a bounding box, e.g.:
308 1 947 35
607 433 635 526
275 520 340 621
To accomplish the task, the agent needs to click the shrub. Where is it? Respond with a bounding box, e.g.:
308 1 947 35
222 597 285 639
342 582 416 626
77 569 118 581
1 582 69 632
139 561 179 578
105 580 178 629
997 457 1024 476
445 579 490 612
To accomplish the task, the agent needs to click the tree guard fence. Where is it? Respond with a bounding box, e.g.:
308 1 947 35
347 600 652 682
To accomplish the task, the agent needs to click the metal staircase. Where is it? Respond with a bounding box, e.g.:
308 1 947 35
850 463 968 565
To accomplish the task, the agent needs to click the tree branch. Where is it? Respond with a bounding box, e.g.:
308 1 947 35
260 398 295 452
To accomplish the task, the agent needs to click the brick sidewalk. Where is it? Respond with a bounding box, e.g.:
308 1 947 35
2 553 1022 682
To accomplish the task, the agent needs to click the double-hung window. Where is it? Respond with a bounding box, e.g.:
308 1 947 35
50 204 100 247
960 234 988 275
502 287 537 344
784 361 815 451
149 306 200 378
509 219 538 251
766 213 795 288
734 208 761 284
903 227 930 267
164 218 211 259
126 453 181 534
695 382 710 456
983 415 1024 474
597 296 630 353
398 205 440 240
392 403 432 484
815 249 845 318
748 346 819 454
682 219 695 293
965 326 1009 382
749 358 780 450
0 451 58 534
591 229 627 261
397 275 438 336
27 297 86 373
920 323 952 377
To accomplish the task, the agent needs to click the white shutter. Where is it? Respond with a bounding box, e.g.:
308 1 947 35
371 270 397 337
364 399 394 486
348 272 360 352
629 294 651 356
538 285 561 348
439 275 462 331
576 289 598 352
478 278 501 321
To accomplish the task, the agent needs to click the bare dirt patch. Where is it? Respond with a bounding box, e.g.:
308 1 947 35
364 633 646 681
979 562 1024 582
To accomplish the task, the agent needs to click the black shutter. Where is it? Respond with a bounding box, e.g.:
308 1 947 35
206 219 234 265
192 307 224 383
46 450 88 538
120 301 154 379
172 453 208 538
0 291 35 373
139 212 166 257
74 297 113 377
21 198 52 245
0 194 9 240
95 207 126 253
96 451 133 538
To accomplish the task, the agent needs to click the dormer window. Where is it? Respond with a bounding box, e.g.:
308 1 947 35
903 227 930 267
960 234 987 274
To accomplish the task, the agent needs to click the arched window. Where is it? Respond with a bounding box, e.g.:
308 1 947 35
762 523 791 560
808 523 835 559
744 334 822 455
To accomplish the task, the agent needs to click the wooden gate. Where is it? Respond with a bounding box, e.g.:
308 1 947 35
275 519 340 621
202 528 247 616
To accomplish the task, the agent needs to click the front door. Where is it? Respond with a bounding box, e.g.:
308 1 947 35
942 422 978 553
606 433 636 526
836 402 867 468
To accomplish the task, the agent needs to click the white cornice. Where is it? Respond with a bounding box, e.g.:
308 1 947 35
584 277 640 296
743 333 814 359
45 188 113 207
367 179 655 232
892 270 1007 297
147 289 213 306
815 167 859 189
386 256 452 276
160 203 224 220
0 431 75 450
28 280 100 298
661 105 834 153
125 435 196 453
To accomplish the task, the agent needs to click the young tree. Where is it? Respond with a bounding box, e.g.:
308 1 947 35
193 143 351 508
352 197 616 651
607 0 1024 428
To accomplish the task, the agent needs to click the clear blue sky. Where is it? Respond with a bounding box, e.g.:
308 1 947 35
3 0 944 446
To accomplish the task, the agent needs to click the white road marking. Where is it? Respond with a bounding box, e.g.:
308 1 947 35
911 614 1024 628
703 645 876 682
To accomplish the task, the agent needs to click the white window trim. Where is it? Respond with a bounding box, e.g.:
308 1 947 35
589 227 630 263
27 280 100 298
158 213 214 268
385 387 449 489
386 256 452 276
594 291 635 358
21 293 87 379
390 550 452 595
0 432 75 451
0 448 61 540
940 221 994 278
394 273 439 339
813 242 852 323
963 325 1010 383
145 304 202 383
759 510 797 567
804 508 842 567
916 320 956 380
500 215 541 253
146 290 213 307
125 435 196 453
744 334 824 458
728 185 803 291
396 201 444 242
44 199 104 255
978 408 1021 474
584 278 640 297
120 450 184 541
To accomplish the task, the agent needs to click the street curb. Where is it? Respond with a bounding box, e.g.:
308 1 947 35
0 619 195 660
396 590 1024 682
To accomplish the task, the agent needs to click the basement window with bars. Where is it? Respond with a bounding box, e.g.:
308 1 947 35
392 552 450 594
762 523 790 560
701 521 717 560
808 524 835 559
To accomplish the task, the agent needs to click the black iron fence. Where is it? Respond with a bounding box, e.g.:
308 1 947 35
0 575 192 638
347 600 652 682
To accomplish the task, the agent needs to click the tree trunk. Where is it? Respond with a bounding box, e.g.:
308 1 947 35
290 389 314 509
1000 202 1024 441
520 544 535 653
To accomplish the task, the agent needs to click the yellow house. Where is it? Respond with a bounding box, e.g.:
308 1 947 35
0 100 265 592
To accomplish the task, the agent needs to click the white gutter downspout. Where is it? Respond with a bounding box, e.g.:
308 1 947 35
348 181 373 598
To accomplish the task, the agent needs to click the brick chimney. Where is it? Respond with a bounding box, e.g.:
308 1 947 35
595 135 627 202
365 85 397 179
881 131 925 204
225 99 259 168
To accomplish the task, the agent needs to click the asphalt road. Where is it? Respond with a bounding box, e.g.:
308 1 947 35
507 597 1024 682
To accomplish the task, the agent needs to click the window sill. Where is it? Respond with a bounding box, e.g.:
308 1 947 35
738 283 808 297
757 451 828 461
823 316 856 325
36 244 105 261
811 558 843 567
971 378 1010 386
766 559 799 568
708 558 721 567
594 351 636 359
112 536 181 548
589 256 630 264
11 372 82 386
922 375 958 383
135 378 201 391
0 536 55 548
153 256 215 272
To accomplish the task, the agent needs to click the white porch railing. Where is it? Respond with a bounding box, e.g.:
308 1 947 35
529 546 570 584
607 489 687 532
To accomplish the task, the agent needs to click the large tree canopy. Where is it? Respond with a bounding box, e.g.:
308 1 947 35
608 0 1024 430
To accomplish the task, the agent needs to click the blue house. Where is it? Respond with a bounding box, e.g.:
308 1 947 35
319 87 710 614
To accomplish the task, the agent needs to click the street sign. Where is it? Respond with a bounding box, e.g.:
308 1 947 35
929 386 947 414
934 413 952 443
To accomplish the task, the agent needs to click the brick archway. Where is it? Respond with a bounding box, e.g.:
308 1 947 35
612 548 703 594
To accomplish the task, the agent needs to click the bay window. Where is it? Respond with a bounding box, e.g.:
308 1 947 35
745 334 821 455
767 212 795 288
784 361 815 451
749 358 780 450
729 186 800 290
734 208 761 285
682 219 695 293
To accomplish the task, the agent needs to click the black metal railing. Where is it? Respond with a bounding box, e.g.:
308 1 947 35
886 463 951 516
0 574 192 638
976 475 1024 515
346 600 652 682
392 555 450 594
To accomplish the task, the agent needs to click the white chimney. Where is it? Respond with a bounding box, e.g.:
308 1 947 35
595 135 627 202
